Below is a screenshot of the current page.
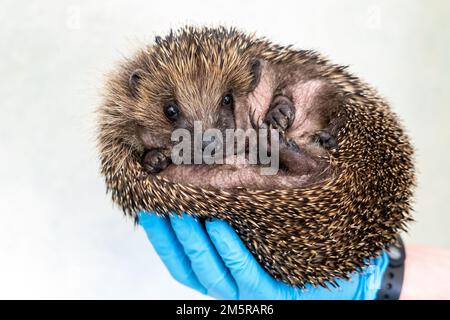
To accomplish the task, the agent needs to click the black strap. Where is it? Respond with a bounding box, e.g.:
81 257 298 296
376 236 406 300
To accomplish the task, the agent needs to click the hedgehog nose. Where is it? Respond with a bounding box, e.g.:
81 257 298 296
203 135 224 157
202 140 210 150
202 137 216 152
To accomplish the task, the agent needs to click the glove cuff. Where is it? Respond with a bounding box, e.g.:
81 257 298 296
375 237 406 300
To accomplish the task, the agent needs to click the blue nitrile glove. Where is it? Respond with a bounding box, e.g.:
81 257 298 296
138 212 389 300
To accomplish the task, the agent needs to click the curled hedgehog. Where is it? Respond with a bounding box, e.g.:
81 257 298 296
97 26 415 287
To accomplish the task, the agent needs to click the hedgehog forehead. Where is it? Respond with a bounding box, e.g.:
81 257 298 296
175 76 223 107
144 39 252 111
146 53 230 113
150 30 253 84
152 44 247 80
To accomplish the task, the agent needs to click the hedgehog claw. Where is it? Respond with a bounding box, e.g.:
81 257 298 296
249 108 259 129
283 138 301 153
249 108 268 132
142 149 171 174
317 130 338 151
265 96 295 133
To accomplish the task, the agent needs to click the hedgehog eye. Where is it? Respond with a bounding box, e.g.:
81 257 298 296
164 103 180 121
221 94 234 107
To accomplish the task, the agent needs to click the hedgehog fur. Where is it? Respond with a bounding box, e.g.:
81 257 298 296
97 26 415 288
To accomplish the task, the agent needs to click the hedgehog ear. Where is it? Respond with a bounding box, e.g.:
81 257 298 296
249 59 262 91
128 69 145 98
155 36 162 45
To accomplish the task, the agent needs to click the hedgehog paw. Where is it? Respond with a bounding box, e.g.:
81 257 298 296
265 96 295 132
142 149 171 174
316 130 338 151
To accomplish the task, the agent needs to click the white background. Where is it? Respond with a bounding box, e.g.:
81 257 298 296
0 0 449 299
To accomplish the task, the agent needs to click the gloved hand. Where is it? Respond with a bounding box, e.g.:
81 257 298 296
138 212 389 300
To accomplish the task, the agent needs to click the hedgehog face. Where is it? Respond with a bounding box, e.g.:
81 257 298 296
123 31 260 157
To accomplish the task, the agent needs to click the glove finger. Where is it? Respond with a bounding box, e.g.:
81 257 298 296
207 219 372 300
295 252 389 300
170 214 238 299
206 218 304 299
138 212 207 294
